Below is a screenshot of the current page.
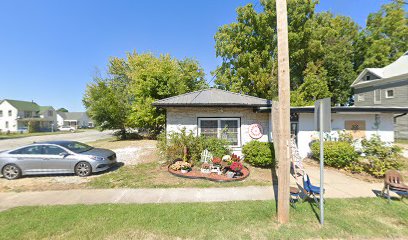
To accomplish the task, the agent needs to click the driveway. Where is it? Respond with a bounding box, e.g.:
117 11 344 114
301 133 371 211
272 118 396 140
0 130 114 151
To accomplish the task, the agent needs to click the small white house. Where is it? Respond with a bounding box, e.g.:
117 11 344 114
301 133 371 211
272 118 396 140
153 88 408 158
56 112 94 128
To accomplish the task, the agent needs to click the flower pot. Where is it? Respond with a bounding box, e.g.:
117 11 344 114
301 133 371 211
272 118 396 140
181 169 189 174
201 168 211 174
226 171 235 178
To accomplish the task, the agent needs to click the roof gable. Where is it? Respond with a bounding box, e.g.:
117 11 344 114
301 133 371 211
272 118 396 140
153 88 271 107
352 51 408 88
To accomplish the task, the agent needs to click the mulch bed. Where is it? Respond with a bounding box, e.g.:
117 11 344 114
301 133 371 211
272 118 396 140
168 165 250 182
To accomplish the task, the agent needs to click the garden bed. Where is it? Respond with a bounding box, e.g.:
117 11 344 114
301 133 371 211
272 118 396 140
168 164 250 182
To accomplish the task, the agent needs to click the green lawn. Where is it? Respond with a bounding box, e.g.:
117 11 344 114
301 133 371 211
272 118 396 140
0 131 84 140
89 162 273 188
0 198 407 239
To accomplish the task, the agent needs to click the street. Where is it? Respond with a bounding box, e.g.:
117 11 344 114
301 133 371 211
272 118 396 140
0 130 114 151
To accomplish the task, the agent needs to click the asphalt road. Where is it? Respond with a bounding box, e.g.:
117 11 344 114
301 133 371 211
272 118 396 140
0 130 114 151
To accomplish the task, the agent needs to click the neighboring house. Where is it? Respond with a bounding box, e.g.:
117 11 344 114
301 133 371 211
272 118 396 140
56 112 94 129
351 51 408 139
0 100 57 132
153 88 408 158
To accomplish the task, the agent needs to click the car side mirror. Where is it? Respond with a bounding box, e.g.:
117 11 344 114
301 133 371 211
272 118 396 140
59 152 69 157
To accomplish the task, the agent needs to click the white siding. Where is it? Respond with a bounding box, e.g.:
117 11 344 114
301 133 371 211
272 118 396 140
166 107 270 155
297 112 395 158
0 101 18 132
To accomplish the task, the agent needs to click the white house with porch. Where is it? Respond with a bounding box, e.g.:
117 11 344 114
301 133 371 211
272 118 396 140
153 88 408 158
0 99 57 133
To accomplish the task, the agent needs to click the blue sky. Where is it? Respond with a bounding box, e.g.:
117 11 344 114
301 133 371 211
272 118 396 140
0 0 398 111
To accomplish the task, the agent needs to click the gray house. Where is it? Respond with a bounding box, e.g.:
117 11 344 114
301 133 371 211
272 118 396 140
351 51 408 139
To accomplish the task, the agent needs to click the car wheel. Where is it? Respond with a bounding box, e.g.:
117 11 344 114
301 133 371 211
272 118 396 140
75 162 92 177
2 164 22 180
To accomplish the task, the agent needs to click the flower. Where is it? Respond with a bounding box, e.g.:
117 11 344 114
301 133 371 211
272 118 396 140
230 162 243 172
212 157 222 165
231 153 241 162
201 163 210 169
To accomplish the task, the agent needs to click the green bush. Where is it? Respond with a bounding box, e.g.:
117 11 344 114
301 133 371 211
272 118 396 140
157 128 231 163
242 141 275 168
311 141 359 168
360 135 403 177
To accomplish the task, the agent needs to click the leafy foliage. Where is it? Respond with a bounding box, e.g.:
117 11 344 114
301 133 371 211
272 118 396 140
214 0 359 105
360 135 403 177
357 1 408 71
83 52 207 138
157 128 231 164
242 141 275 168
311 141 359 168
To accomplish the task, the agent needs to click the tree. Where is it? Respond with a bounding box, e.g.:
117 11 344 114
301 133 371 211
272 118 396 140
83 52 207 138
358 0 408 70
214 0 359 104
56 108 68 112
291 62 332 106
126 53 207 134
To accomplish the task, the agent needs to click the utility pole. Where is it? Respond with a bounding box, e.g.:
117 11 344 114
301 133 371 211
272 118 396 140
275 0 291 224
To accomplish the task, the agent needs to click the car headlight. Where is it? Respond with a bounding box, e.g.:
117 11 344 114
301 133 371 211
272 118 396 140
90 156 106 161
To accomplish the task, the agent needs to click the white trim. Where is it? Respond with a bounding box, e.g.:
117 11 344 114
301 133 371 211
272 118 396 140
385 88 395 99
374 89 381 104
197 117 241 147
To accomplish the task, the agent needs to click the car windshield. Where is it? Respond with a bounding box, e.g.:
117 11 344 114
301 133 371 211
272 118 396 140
59 141 93 153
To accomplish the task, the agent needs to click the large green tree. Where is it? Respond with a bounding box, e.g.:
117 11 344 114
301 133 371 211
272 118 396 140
83 52 207 138
357 0 408 71
214 0 360 105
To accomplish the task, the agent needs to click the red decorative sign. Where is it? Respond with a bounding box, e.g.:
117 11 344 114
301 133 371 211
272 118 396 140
249 123 263 139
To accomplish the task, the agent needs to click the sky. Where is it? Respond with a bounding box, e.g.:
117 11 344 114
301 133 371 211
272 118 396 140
0 0 400 111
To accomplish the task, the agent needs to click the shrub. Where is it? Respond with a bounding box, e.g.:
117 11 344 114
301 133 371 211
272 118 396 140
360 135 403 177
311 141 359 168
242 141 275 168
157 128 231 164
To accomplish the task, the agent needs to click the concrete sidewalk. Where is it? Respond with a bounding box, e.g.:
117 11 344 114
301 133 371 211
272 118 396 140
0 182 384 212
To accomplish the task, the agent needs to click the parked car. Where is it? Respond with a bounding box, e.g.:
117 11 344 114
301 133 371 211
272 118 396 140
0 141 117 180
16 127 29 133
58 126 76 132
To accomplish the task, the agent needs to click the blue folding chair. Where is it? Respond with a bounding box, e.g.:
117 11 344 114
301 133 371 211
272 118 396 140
303 174 324 206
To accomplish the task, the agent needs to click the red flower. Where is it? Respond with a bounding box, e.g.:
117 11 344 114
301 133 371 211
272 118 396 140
231 153 241 162
230 162 243 172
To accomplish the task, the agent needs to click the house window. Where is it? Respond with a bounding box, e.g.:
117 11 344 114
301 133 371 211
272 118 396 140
374 89 381 104
0 110 2 117
48 110 53 117
5 121 9 128
366 75 371 81
385 89 394 99
357 94 365 102
198 118 240 146
8 110 12 116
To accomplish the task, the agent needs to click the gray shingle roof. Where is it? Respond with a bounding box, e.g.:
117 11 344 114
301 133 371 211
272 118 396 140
153 88 271 107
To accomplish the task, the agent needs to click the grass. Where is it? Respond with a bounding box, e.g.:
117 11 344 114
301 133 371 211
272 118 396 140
89 162 274 188
396 138 408 145
0 198 407 239
0 130 84 140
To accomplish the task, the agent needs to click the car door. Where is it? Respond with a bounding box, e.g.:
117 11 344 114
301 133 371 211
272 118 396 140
9 145 45 174
41 145 74 173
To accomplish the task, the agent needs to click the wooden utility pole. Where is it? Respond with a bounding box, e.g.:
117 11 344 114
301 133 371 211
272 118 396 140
275 0 291 224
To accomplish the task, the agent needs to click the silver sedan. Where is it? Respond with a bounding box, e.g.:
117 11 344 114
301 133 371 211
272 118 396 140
0 141 117 180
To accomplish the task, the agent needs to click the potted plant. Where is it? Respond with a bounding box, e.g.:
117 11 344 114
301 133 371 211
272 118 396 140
228 161 243 178
181 163 191 173
231 153 241 162
200 163 211 174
